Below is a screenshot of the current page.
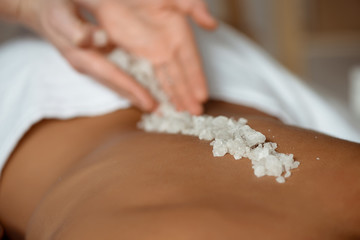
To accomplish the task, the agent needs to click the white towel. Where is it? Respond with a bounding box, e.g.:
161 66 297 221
0 23 359 174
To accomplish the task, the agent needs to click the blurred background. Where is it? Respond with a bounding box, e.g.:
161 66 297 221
206 0 360 120
1 0 360 119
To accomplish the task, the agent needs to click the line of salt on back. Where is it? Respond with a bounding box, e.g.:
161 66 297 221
109 49 300 183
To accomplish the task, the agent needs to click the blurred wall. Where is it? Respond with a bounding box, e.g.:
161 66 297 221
207 0 360 107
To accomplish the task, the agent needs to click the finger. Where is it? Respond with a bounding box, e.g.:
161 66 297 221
156 65 185 112
173 0 217 30
49 1 111 49
76 0 154 55
190 0 218 30
49 0 94 47
177 26 208 103
166 60 203 115
66 48 157 111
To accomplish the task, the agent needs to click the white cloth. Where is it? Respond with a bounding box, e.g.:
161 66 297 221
195 24 360 139
0 23 359 174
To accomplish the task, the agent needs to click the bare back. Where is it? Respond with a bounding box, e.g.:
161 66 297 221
1 101 360 239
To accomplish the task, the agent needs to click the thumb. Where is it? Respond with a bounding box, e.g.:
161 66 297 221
49 0 95 47
173 0 217 30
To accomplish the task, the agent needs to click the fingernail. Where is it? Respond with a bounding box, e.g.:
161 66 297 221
140 99 156 112
195 90 208 103
191 104 203 116
131 97 146 111
205 12 218 26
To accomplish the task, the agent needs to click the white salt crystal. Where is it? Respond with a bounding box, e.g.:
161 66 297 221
227 139 246 159
212 116 228 126
93 29 108 47
211 139 228 157
238 118 248 125
276 176 285 183
238 125 266 147
265 156 283 176
254 166 266 177
293 161 300 168
199 129 214 141
109 49 299 183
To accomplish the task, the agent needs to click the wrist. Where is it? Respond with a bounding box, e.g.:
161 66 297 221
15 0 39 29
0 0 22 21
0 0 39 30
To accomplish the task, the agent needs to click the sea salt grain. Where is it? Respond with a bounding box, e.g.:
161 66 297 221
109 49 300 183
93 30 108 48
276 176 285 183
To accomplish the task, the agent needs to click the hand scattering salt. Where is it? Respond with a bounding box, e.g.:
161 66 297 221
109 49 300 183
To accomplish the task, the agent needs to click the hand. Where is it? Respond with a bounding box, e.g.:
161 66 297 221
16 0 217 114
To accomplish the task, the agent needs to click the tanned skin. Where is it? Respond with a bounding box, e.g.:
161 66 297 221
0 100 359 240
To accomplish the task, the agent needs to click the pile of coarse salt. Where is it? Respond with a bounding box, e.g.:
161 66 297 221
109 49 300 183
